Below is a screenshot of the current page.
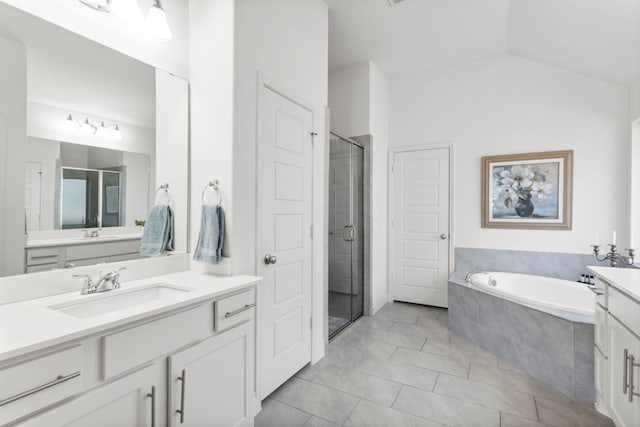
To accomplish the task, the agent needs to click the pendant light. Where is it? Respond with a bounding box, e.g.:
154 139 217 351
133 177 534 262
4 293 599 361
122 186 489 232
144 0 172 41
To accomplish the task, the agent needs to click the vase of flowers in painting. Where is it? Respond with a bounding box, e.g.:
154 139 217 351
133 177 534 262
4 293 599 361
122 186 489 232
496 165 553 218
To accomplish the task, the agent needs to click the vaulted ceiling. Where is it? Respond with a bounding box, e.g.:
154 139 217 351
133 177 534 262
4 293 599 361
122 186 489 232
326 0 640 86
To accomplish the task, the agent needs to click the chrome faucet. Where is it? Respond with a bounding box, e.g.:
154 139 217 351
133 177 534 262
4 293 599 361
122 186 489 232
95 267 127 292
73 274 97 295
464 271 483 282
81 228 102 238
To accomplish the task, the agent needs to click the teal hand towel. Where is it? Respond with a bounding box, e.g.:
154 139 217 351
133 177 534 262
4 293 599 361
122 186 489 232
140 205 174 256
193 205 224 265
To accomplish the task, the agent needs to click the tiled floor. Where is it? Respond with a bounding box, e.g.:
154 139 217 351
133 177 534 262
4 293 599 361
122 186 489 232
256 302 615 427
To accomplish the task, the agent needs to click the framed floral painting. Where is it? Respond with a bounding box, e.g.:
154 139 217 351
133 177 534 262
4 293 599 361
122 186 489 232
482 150 573 230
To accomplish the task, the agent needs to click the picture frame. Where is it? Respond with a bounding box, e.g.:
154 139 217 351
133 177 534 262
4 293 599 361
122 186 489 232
481 150 573 230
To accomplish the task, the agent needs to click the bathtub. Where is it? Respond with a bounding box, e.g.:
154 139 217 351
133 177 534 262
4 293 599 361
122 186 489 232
448 271 596 402
468 272 595 317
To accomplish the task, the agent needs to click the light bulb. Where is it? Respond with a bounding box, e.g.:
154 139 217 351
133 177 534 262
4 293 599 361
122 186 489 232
65 114 76 131
81 118 94 134
144 0 172 41
96 121 109 137
110 0 144 22
112 124 123 140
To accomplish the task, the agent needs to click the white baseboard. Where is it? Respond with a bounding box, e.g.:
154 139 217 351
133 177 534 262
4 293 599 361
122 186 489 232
311 343 325 364
372 293 389 315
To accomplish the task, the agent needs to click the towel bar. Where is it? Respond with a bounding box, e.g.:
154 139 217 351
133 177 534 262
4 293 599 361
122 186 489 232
202 180 223 205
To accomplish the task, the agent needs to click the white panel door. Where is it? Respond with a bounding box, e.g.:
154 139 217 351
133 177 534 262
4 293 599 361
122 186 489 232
25 161 41 231
258 87 313 399
391 148 450 307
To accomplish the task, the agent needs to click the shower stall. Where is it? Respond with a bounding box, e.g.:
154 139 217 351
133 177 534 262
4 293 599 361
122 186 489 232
328 131 365 338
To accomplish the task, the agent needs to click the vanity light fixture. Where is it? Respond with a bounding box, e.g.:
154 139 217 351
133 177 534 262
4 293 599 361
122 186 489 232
65 114 122 140
144 0 172 41
77 0 172 41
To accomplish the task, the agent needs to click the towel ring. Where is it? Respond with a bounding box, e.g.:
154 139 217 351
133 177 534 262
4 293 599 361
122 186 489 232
156 183 171 205
202 180 222 206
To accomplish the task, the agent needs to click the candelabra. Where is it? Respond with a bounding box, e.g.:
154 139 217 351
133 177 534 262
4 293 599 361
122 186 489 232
591 244 635 267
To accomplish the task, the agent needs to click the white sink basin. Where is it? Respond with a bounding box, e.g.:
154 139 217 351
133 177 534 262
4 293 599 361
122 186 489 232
49 284 191 318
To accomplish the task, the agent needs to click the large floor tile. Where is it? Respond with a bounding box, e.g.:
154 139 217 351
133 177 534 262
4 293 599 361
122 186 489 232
374 310 420 324
501 413 550 427
270 378 360 425
423 337 498 366
342 325 426 350
255 399 311 427
324 338 397 369
393 385 500 427
433 373 538 421
377 302 445 319
393 319 454 342
301 361 402 406
391 347 469 377
536 397 615 427
351 316 395 332
344 400 445 427
302 416 340 427
468 362 572 404
354 357 439 391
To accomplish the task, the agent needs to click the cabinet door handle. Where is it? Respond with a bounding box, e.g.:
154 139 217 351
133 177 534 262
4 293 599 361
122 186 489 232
176 369 186 423
225 303 256 318
624 349 629 395
146 385 156 427
0 371 80 407
587 285 604 296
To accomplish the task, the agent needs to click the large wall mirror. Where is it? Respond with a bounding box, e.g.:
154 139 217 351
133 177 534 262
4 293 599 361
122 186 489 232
0 2 189 277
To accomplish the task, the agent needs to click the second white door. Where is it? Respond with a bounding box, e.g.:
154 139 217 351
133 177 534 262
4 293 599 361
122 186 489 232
257 86 313 399
391 147 450 307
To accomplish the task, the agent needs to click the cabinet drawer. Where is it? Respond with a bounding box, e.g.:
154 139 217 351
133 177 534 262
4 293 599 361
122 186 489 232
215 289 255 331
26 263 58 274
25 248 60 266
66 240 141 261
609 286 640 337
102 305 211 379
0 346 83 425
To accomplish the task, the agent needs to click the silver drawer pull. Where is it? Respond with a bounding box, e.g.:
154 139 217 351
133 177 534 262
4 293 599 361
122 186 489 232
146 385 156 427
29 255 58 260
224 303 256 318
629 354 640 403
176 369 186 423
0 371 80 407
624 349 630 395
587 285 604 296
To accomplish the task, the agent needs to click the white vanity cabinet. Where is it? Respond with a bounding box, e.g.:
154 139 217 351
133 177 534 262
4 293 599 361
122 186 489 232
16 365 158 427
590 267 640 427
607 314 639 427
0 278 258 427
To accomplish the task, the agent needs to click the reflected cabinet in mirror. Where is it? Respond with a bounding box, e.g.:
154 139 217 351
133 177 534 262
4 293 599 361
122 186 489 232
0 2 189 277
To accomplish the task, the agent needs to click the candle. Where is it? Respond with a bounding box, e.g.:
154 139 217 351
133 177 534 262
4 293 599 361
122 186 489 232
613 231 617 245
595 232 599 245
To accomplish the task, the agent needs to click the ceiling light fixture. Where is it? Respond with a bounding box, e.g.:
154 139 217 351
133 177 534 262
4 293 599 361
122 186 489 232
65 114 123 140
77 0 172 41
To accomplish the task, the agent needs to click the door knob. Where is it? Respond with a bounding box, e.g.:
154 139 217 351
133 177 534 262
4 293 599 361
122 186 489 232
264 254 277 265
440 234 447 240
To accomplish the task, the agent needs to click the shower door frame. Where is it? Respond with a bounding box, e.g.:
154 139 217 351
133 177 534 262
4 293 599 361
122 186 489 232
328 131 366 339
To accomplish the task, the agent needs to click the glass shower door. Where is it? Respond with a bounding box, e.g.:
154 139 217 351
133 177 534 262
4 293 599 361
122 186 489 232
328 133 364 338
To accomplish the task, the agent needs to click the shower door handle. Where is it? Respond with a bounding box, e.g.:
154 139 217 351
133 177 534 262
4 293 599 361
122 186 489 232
343 225 355 242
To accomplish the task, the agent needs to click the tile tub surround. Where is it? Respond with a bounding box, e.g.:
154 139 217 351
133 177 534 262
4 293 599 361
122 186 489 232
257 302 613 427
447 276 595 403
455 247 612 282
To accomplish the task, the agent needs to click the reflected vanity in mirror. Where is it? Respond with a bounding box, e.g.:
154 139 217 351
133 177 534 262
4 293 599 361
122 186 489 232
0 2 189 277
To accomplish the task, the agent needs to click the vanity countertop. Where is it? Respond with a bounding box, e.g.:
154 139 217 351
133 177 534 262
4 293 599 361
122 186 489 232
26 233 143 248
0 271 261 363
588 266 640 303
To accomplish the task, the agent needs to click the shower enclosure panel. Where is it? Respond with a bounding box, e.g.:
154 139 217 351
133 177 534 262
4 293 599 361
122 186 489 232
328 133 364 338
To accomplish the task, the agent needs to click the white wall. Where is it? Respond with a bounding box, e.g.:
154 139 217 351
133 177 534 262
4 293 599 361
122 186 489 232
188 0 235 271
25 137 59 230
28 102 155 156
328 61 390 312
390 55 630 254
328 62 370 136
0 0 189 78
155 69 189 253
232 0 328 360
0 36 26 276
123 152 151 226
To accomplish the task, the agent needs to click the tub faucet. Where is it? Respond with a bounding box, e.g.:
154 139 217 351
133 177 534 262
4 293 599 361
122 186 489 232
464 271 481 282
